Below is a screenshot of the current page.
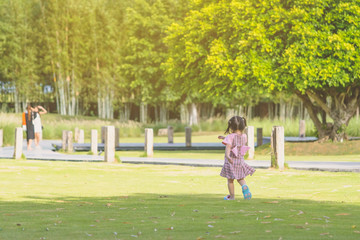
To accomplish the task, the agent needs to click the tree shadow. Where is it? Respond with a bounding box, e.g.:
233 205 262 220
0 194 359 239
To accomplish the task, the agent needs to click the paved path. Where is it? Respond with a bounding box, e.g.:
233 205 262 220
0 140 359 172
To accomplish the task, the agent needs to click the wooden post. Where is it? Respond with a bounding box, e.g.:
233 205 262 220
299 120 306 138
62 130 68 151
168 126 174 144
271 126 285 170
0 129 3 148
91 129 98 155
67 131 73 153
104 126 115 162
145 128 154 157
14 127 23 159
256 128 263 147
246 126 255 160
78 129 84 143
185 127 191 147
115 127 119 147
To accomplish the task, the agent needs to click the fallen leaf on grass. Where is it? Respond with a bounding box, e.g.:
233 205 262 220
4 213 15 216
352 225 356 229
265 230 272 233
336 213 350 216
208 225 214 228
211 215 221 219
123 222 132 224
297 211 304 215
320 233 329 236
229 231 241 234
106 203 112 207
261 222 271 224
274 218 284 221
171 212 176 217
16 224 21 226
196 237 205 240
215 235 226 238
263 201 279 204
165 227 174 230
354 231 360 234
264 215 271 218
295 226 305 229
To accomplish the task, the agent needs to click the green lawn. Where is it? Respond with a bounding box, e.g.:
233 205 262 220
114 150 360 162
0 159 359 239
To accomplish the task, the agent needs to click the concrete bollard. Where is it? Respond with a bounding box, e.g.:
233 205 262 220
74 127 80 142
14 127 23 159
271 126 285 170
0 129 3 148
62 130 68 151
145 128 154 157
115 127 119 147
257 128 263 147
185 127 191 147
67 131 73 153
246 126 255 160
299 120 306 138
104 126 115 162
91 129 98 155
78 129 84 143
168 126 174 144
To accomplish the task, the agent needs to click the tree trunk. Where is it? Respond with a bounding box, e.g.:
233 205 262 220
159 103 167 123
180 104 188 124
296 87 360 142
189 103 198 125
140 102 147 123
279 99 286 121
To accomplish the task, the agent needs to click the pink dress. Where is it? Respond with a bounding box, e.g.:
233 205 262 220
220 133 255 179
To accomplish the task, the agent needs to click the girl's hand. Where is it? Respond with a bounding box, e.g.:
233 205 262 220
228 158 234 164
218 135 225 140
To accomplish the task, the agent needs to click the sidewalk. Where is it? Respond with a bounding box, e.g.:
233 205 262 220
0 140 359 172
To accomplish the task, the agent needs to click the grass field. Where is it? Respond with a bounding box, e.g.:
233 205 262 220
0 159 359 239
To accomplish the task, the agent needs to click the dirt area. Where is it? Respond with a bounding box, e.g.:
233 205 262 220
256 140 360 156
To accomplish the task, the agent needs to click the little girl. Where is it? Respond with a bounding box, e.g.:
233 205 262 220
218 116 255 200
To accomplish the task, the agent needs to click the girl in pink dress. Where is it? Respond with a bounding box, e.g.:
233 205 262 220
218 116 255 200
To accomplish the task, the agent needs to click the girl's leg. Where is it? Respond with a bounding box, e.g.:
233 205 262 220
35 133 40 147
238 178 252 200
237 178 246 186
27 139 32 150
227 179 235 199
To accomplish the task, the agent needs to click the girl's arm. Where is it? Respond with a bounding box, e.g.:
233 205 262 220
218 135 225 140
38 106 48 114
225 144 233 164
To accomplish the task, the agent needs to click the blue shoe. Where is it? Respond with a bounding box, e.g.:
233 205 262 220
242 185 252 200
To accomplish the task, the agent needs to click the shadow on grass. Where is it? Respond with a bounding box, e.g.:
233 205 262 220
0 194 359 240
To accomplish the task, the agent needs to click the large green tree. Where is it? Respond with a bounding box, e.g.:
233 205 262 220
166 0 360 140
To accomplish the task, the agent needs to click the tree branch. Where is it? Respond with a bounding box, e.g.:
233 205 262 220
305 90 331 115
296 91 323 133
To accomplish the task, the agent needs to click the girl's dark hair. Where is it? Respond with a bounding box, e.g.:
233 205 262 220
27 104 32 121
224 116 247 134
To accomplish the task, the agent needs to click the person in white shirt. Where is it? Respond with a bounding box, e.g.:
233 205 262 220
33 105 47 148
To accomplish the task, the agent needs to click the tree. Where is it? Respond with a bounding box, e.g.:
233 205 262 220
165 0 271 124
167 0 360 140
